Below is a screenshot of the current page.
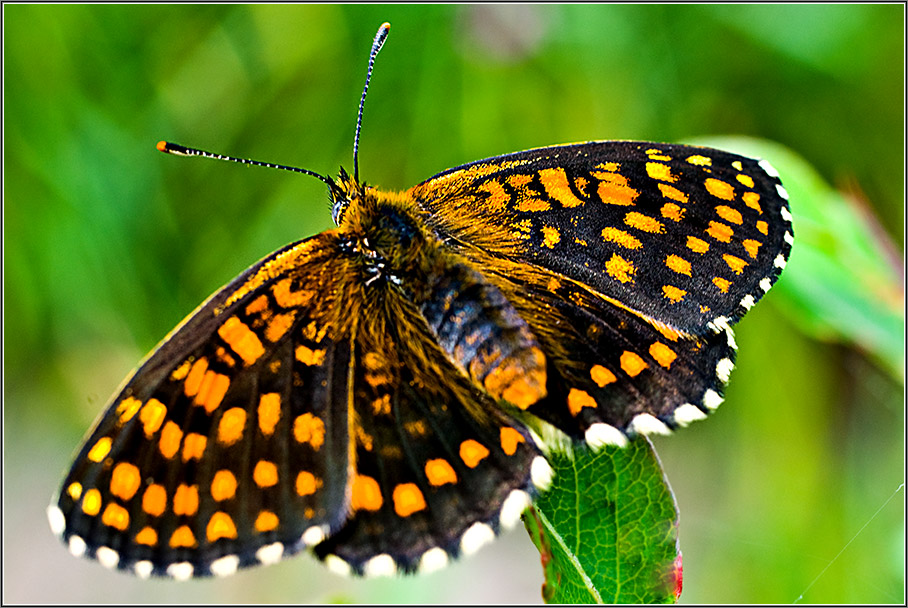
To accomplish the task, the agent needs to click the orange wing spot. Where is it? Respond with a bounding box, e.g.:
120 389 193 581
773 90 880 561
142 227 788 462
574 175 590 195
295 345 326 366
135 526 158 546
658 183 689 204
258 393 281 436
393 483 427 518
660 202 685 222
507 173 533 187
293 413 326 450
184 357 209 397
253 460 278 488
405 420 428 437
363 351 384 370
590 364 617 387
624 211 665 234
371 394 391 416
686 154 712 166
365 371 393 389
424 458 458 486
665 254 692 276
255 510 279 533
116 397 142 424
81 489 102 516
109 462 141 501
605 253 637 283
541 225 561 249
723 254 748 274
567 387 598 416
215 346 236 367
596 161 620 172
601 227 642 249
194 371 230 413
756 220 769 235
66 482 83 501
245 294 269 315
142 484 167 516
207 511 238 542
170 360 192 381
159 421 183 459
300 321 328 342
511 218 533 240
477 179 509 213
646 149 672 161
713 277 732 293
211 470 238 501
743 191 762 213
500 426 526 456
296 471 320 496
515 196 551 212
686 235 710 253
351 474 383 511
460 439 490 468
595 172 640 206
265 311 297 343
705 178 735 201
662 285 687 303
272 277 314 309
218 316 265 366
742 239 762 259
181 433 207 462
169 525 197 549
88 437 112 463
715 205 743 225
139 398 167 436
217 407 247 446
706 221 734 243
620 351 648 377
732 161 743 170
646 162 678 183
102 503 130 531
736 173 755 188
649 342 678 369
539 167 585 207
173 484 199 516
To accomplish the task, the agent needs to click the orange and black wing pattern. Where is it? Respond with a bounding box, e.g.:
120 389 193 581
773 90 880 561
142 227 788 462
409 141 792 444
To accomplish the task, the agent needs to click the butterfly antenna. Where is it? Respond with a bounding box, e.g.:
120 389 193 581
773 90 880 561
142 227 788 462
156 141 337 190
353 22 391 184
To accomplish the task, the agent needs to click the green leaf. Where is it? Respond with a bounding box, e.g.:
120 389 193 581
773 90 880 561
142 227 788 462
690 137 904 382
525 438 681 604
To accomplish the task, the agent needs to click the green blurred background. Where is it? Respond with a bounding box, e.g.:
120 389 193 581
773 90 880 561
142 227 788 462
4 4 903 604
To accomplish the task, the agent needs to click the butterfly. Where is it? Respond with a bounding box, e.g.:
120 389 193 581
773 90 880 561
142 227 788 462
48 22 792 580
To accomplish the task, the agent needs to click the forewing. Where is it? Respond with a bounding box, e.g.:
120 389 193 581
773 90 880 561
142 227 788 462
409 141 793 334
49 232 357 579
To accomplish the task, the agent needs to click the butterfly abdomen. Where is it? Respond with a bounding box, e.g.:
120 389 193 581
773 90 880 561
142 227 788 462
342 193 549 412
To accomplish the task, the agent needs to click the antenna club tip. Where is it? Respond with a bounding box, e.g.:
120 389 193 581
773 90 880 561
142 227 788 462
381 22 391 31
156 140 169 152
